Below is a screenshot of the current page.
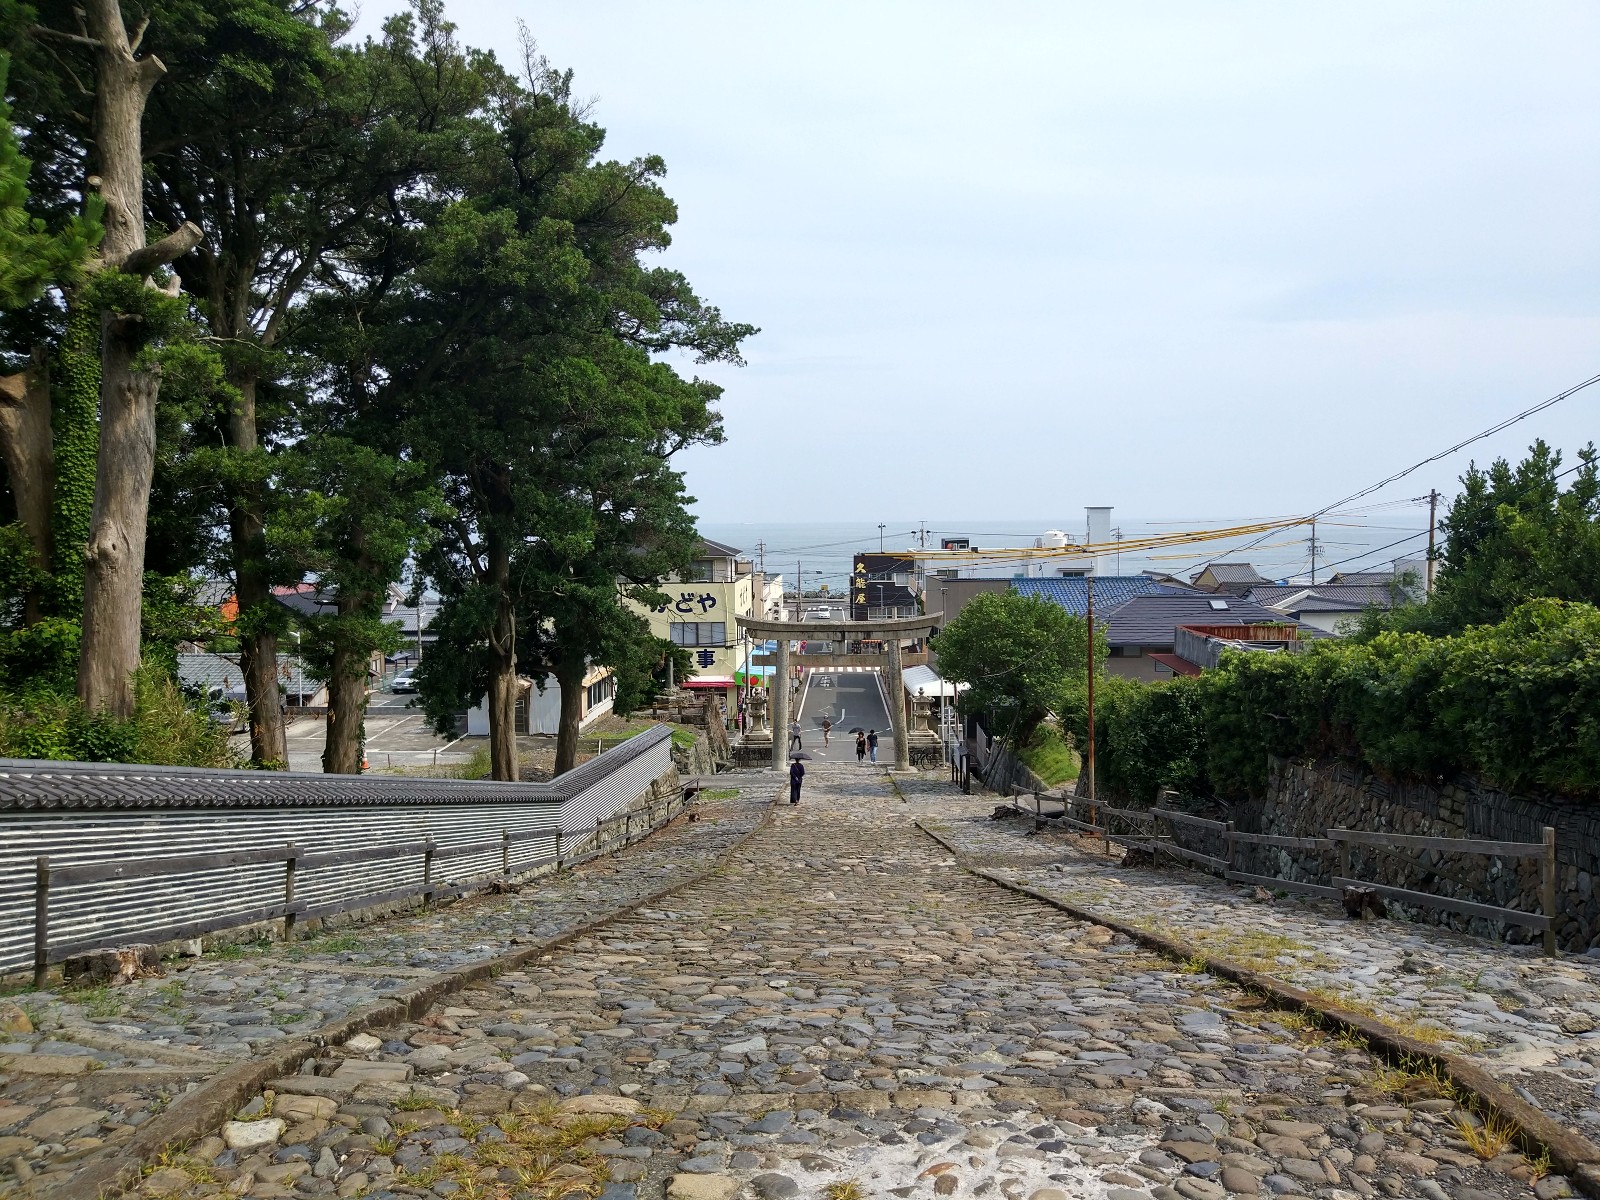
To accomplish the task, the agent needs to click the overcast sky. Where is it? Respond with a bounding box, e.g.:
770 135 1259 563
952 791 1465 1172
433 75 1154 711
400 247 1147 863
354 2 1600 524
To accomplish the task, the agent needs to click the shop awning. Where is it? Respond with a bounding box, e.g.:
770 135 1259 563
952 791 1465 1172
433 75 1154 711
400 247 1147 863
682 675 737 688
901 664 967 697
1149 652 1201 676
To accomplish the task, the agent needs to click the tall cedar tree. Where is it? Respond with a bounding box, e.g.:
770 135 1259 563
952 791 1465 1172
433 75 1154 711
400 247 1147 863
136 2 497 764
353 59 750 778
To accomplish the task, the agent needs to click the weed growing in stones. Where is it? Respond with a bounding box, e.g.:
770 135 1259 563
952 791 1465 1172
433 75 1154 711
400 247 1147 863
825 1182 866 1200
1453 1111 1519 1160
393 1090 435 1111
68 984 124 1018
1526 1147 1552 1182
270 1011 306 1025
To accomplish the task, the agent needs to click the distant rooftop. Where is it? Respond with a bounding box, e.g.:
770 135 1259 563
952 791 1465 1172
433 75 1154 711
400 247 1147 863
1247 582 1405 612
1103 592 1309 646
697 536 744 559
1011 575 1184 615
1192 562 1270 585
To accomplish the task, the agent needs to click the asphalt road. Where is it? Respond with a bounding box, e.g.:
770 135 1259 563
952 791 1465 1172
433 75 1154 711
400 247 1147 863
794 667 892 763
236 689 475 773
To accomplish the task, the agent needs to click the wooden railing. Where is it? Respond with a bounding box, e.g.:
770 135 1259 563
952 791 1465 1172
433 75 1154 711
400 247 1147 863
1004 787 1561 955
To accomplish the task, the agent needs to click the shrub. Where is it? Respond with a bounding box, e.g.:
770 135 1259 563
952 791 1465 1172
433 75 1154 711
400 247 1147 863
1099 599 1600 801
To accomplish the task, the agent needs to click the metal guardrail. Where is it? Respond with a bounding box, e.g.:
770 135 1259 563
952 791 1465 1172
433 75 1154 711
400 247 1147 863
0 726 677 982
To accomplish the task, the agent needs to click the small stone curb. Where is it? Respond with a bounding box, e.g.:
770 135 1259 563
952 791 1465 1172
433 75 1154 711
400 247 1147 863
66 790 779 1200
915 818 1600 1200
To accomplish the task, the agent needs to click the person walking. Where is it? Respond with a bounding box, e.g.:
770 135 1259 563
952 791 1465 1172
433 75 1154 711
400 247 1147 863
867 729 878 764
855 731 867 763
821 716 832 748
789 756 805 805
789 719 802 752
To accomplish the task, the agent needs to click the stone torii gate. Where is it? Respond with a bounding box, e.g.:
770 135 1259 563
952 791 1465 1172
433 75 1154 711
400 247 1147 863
736 612 944 773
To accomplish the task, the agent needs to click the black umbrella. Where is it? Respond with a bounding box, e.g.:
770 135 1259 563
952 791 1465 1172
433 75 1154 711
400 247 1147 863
789 751 814 761
848 726 866 734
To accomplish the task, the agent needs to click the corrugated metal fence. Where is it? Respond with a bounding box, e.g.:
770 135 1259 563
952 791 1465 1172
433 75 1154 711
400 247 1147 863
0 726 676 981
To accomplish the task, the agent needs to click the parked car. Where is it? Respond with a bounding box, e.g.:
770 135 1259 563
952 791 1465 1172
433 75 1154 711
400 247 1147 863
391 671 417 693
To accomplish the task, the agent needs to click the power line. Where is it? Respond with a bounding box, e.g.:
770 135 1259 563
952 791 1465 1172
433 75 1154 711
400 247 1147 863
1176 371 1600 574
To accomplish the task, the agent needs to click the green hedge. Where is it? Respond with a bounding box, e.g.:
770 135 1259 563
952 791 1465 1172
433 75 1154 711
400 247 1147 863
1070 599 1600 803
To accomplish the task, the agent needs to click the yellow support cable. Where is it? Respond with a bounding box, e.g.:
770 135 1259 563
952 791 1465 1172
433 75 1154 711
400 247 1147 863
895 516 1311 563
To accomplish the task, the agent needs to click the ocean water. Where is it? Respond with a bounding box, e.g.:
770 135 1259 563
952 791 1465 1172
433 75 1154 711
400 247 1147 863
697 512 1433 592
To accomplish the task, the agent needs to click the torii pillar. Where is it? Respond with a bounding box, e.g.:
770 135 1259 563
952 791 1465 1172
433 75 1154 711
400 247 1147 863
886 635 910 771
771 635 790 773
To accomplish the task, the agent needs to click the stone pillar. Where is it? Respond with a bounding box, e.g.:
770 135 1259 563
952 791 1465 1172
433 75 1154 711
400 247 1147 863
772 635 789 772
887 635 910 771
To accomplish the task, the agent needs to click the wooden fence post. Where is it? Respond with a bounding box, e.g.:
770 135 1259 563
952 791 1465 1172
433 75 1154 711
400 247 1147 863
1542 826 1558 957
32 856 50 990
1033 788 1041 832
1335 830 1351 883
555 828 564 867
1225 821 1236 879
502 829 511 877
283 844 298 941
422 838 435 910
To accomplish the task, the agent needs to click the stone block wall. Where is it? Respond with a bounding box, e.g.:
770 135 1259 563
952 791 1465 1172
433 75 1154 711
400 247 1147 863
1236 758 1600 952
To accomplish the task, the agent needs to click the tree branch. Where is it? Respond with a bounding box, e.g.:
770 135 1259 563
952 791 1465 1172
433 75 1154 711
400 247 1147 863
121 220 203 276
27 24 103 49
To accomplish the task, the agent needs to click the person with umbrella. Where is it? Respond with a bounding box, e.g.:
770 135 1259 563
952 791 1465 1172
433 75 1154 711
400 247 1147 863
854 729 866 763
789 753 806 805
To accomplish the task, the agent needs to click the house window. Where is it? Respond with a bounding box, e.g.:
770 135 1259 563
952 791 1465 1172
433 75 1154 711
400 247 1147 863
684 561 713 583
669 621 726 646
586 676 614 709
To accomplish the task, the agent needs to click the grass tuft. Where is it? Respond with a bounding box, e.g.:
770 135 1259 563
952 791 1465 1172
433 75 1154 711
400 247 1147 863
1453 1111 1519 1160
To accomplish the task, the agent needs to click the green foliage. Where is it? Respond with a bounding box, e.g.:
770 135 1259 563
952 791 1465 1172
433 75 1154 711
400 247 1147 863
1015 724 1079 787
934 590 1103 742
0 52 103 310
48 302 98 610
1366 440 1600 639
1096 599 1600 802
0 663 234 766
612 635 691 717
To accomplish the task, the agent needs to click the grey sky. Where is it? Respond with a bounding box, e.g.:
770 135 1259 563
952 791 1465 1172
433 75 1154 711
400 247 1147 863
356 2 1600 523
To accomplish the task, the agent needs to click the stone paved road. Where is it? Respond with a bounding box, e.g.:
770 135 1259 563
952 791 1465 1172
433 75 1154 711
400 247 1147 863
0 790 770 1196
111 766 1573 1200
911 792 1600 1145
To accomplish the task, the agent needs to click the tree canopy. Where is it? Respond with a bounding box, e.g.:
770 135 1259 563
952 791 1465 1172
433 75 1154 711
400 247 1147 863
933 590 1103 743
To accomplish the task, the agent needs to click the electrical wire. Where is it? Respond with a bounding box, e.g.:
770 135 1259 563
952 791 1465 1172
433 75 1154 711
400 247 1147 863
1172 371 1600 574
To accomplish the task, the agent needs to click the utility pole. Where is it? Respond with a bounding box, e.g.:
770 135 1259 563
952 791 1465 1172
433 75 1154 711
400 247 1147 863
918 522 927 549
756 540 766 572
1426 489 1439 595
1309 519 1317 585
1085 573 1096 804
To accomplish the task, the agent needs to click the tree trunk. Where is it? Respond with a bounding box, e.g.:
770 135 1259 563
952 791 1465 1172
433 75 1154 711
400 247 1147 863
227 375 288 766
50 304 99 613
75 0 172 718
77 322 158 717
486 528 518 781
322 639 366 774
552 657 585 776
0 352 54 624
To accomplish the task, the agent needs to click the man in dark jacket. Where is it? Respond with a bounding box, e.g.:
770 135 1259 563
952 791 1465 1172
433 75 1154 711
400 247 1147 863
789 757 805 805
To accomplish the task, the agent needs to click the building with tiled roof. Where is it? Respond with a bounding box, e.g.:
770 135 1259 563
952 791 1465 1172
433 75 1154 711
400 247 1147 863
1099 592 1317 680
1011 575 1187 616
1190 562 1272 595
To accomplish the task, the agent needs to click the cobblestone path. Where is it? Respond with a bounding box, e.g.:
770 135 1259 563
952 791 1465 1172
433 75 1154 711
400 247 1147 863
911 790 1600 1146
0 792 770 1196
106 765 1574 1200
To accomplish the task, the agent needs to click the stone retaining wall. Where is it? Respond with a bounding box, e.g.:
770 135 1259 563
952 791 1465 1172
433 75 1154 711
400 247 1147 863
1239 757 1600 952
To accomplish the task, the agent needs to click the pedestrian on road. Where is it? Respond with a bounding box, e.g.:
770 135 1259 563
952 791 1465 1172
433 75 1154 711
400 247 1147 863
789 719 802 751
855 731 867 763
789 757 805 805
821 716 832 747
867 729 878 764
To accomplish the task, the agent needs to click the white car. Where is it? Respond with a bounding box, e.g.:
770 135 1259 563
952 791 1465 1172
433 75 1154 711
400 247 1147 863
391 671 417 693
802 607 832 621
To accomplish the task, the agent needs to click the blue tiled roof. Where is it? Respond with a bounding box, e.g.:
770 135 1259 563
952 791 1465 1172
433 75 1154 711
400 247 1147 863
1011 576 1184 614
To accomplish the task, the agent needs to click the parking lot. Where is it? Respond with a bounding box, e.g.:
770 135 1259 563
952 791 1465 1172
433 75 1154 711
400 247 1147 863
233 688 476 773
